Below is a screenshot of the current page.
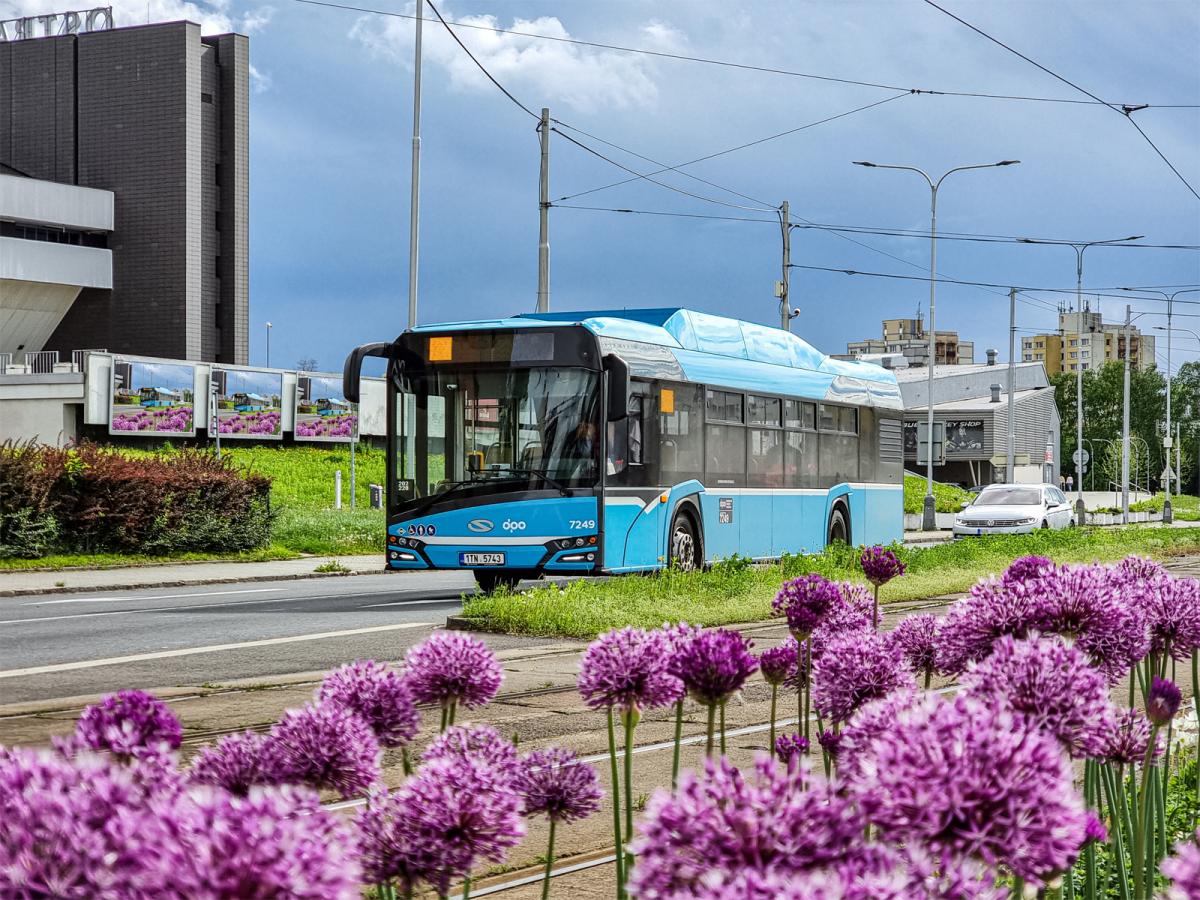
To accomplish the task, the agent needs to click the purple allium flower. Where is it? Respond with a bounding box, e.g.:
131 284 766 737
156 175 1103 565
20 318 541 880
317 659 420 748
860 545 906 586
577 627 684 713
888 613 940 683
356 756 525 895
843 693 1089 882
758 642 798 686
835 689 923 783
1033 563 1150 682
960 634 1111 757
674 628 758 706
1084 812 1108 845
812 631 914 725
263 702 381 799
1093 707 1163 765
1163 829 1200 900
515 747 602 823
774 732 810 764
1003 555 1056 585
187 729 279 796
659 621 702 679
811 581 877 653
1147 677 1182 726
628 754 879 896
816 729 842 762
422 724 520 782
934 575 1046 675
180 784 361 898
0 747 187 896
73 690 182 763
404 631 504 710
772 574 843 638
1117 555 1167 582
1132 575 1200 661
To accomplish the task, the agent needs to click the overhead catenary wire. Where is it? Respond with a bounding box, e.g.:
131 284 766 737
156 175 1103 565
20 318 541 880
920 0 1200 202
287 0 1199 110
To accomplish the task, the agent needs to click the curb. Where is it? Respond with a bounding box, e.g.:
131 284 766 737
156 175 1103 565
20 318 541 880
0 566 396 598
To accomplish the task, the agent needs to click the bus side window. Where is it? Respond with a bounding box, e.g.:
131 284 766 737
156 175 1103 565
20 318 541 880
628 396 644 465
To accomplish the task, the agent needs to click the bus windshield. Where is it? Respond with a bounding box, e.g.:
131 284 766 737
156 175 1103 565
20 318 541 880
397 367 601 506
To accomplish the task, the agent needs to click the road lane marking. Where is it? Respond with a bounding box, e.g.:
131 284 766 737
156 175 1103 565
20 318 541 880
1 590 463 626
0 622 429 679
31 588 285 606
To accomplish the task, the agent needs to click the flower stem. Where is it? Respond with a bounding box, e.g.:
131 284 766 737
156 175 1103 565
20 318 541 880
1132 724 1160 900
705 702 716 757
439 706 449 733
606 708 625 898
670 699 684 790
448 701 457 728
541 818 556 900
768 685 777 755
719 701 727 756
623 712 635 890
1193 650 1199 831
462 877 472 900
872 584 879 630
1100 763 1131 900
1082 760 1097 900
401 747 412 777
803 637 812 743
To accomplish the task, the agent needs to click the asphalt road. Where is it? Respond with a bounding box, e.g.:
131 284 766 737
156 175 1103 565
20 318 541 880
0 572 554 706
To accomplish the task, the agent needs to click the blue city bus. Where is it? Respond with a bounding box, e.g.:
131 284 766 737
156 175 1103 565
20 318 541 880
343 308 905 592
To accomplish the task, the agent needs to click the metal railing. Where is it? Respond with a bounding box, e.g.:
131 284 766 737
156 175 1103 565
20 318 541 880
0 353 10 375
71 348 106 371
25 350 58 374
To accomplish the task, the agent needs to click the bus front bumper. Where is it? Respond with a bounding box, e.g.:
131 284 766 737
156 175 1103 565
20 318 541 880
385 538 599 573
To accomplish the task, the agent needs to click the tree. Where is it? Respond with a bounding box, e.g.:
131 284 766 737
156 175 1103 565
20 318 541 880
296 357 319 372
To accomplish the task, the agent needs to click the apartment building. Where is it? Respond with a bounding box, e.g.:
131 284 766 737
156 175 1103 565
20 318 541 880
1022 310 1155 375
846 316 974 366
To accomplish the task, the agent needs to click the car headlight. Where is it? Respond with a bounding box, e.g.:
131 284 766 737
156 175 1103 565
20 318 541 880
1015 517 1036 525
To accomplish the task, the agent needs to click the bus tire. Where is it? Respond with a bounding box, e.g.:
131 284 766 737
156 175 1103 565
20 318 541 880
668 509 700 572
474 571 521 594
827 505 850 546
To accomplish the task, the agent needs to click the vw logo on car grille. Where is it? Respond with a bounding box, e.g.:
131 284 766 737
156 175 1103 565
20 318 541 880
467 518 494 533
987 520 995 527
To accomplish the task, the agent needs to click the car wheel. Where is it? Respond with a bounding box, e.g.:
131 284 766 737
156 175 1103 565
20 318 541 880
669 510 699 572
1040 520 1050 529
828 506 849 545
475 571 521 594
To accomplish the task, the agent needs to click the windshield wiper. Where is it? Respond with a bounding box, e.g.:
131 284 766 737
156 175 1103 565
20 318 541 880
509 468 572 496
407 479 476 517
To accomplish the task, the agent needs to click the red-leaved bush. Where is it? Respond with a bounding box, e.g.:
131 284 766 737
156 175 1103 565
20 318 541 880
0 441 273 557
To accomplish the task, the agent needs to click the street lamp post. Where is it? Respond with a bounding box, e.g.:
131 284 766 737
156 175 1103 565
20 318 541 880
266 322 272 368
1133 289 1200 522
854 159 1020 531
1018 236 1144 527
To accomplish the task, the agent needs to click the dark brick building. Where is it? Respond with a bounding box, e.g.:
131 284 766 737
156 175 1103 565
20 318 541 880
0 20 249 363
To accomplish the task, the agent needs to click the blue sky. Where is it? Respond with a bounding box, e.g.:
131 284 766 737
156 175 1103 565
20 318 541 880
9 0 1200 374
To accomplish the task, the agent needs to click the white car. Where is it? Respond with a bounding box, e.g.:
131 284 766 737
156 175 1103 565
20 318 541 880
952 483 1076 537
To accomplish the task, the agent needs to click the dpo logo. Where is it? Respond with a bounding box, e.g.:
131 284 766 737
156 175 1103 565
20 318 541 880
467 518 494 533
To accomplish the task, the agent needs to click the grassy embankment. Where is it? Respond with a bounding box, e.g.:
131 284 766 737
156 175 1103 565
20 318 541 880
460 525 1200 638
0 444 386 569
903 474 972 514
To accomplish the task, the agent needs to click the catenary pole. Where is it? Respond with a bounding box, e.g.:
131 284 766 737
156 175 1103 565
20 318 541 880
1007 288 1016 482
779 201 792 330
1166 292 1173 522
537 107 551 312
407 0 424 328
1122 305 1132 524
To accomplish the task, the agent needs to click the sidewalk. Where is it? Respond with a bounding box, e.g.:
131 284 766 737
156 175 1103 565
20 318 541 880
0 555 388 597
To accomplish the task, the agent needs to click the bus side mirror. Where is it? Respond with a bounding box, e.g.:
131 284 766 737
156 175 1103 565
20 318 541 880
342 342 391 403
603 353 629 421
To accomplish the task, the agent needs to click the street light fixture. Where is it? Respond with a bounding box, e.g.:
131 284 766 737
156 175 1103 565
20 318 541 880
1127 288 1200 522
1017 235 1145 525
853 159 1021 531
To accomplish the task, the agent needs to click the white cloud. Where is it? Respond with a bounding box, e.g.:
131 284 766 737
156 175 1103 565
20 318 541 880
240 4 273 33
249 61 271 93
350 5 667 113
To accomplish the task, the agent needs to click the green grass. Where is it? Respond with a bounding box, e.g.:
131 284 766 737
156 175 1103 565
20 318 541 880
460 526 1200 638
0 546 299 571
903 474 973 514
1130 491 1200 520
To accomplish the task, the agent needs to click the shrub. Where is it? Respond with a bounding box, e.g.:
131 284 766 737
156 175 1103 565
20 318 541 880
0 440 274 558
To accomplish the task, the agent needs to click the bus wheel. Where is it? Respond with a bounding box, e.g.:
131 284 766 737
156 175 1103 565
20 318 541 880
474 571 520 594
669 511 699 571
827 507 849 546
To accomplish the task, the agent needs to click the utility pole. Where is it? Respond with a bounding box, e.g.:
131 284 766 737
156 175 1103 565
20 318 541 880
1164 293 1174 522
536 107 551 313
1122 305 1132 524
407 0 424 329
1007 288 1016 482
779 200 792 330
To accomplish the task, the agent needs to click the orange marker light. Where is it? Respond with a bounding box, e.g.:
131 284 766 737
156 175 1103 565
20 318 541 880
429 336 453 361
660 493 668 504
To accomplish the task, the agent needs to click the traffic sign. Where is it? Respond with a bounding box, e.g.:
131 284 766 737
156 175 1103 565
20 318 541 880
1072 449 1090 467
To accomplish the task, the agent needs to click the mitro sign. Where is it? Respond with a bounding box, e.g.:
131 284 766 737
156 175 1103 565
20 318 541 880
0 7 114 41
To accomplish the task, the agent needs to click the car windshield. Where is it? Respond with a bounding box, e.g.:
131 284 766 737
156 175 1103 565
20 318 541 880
395 366 601 508
974 487 1042 506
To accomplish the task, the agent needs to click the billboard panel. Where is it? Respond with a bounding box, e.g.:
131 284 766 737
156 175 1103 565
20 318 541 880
212 368 284 440
294 374 357 442
109 358 196 436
